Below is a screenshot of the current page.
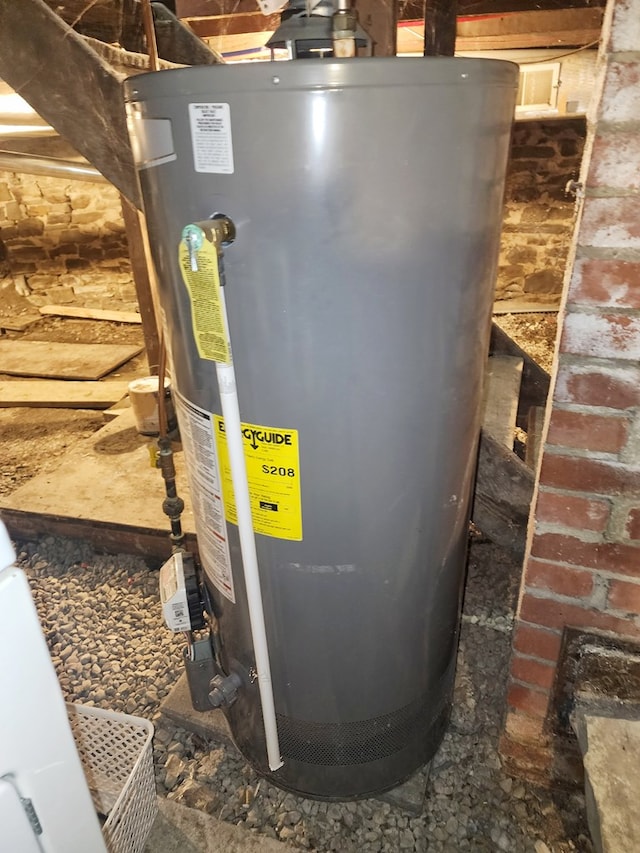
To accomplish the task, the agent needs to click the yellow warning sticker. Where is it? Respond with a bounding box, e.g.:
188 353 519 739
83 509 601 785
214 417 302 541
178 239 231 364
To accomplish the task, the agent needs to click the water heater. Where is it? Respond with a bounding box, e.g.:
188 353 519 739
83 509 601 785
125 57 517 799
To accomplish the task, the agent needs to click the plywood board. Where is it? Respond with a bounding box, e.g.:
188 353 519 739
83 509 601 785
490 323 551 431
482 356 524 449
0 408 195 554
39 305 142 324
0 380 129 409
475 429 535 558
0 340 143 380
526 405 547 470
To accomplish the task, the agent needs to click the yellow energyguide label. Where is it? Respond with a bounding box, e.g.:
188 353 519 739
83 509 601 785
214 416 302 541
178 239 231 364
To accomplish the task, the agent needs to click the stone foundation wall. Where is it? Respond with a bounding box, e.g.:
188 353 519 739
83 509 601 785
0 171 138 311
496 118 586 303
0 118 586 313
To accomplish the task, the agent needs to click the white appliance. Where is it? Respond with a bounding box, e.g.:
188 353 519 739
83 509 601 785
0 522 107 852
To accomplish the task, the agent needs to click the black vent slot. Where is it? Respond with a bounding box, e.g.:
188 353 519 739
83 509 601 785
276 694 439 766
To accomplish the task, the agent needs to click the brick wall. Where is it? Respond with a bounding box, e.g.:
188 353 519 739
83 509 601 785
0 171 138 311
501 0 640 783
496 119 586 303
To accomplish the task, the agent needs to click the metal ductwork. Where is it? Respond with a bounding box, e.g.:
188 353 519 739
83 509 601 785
0 151 104 182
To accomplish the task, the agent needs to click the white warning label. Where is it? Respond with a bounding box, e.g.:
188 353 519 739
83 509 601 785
188 103 234 174
173 390 235 603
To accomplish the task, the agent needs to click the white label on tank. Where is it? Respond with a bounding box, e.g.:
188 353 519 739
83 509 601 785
173 390 235 603
188 103 234 174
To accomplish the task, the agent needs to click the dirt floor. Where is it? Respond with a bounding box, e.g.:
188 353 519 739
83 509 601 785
0 316 147 495
494 313 558 374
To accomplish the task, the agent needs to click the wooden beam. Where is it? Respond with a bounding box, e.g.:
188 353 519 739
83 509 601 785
0 506 192 560
473 429 535 558
122 0 146 53
354 0 397 56
456 28 601 50
424 0 457 56
458 7 604 36
482 355 523 450
179 0 607 26
400 7 603 53
490 322 551 431
456 7 604 49
185 11 281 38
152 2 223 64
455 0 605 14
121 197 162 374
0 0 141 208
122 0 222 62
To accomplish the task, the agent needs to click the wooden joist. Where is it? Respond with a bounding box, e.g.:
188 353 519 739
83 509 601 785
121 197 162 374
152 2 223 65
0 507 191 559
490 322 551 432
482 355 524 450
456 7 603 50
423 0 457 56
0 0 140 207
454 0 605 11
354 0 398 56
473 429 535 558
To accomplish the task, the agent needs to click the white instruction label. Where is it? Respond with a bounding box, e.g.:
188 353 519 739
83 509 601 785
173 390 235 603
189 103 234 174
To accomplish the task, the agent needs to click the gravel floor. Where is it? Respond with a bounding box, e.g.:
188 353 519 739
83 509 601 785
17 533 592 852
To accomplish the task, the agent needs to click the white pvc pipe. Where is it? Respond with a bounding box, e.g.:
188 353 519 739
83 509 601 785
215 285 283 772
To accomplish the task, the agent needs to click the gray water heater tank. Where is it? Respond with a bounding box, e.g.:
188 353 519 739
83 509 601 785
125 57 517 800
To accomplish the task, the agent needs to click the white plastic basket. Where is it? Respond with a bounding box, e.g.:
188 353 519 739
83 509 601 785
67 703 157 853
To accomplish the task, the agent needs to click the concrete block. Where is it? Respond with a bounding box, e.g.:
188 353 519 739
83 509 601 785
572 711 640 853
145 797 296 853
159 673 236 749
377 764 430 816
